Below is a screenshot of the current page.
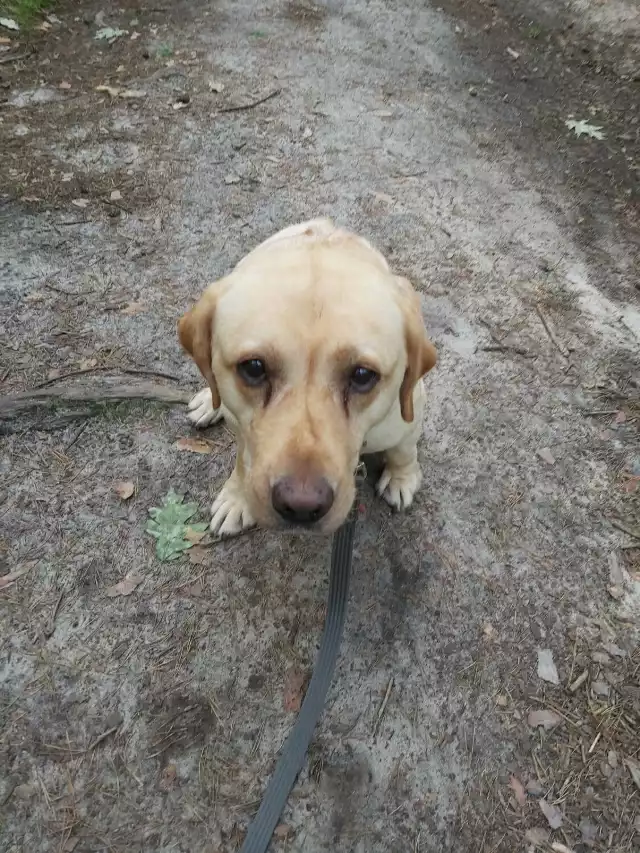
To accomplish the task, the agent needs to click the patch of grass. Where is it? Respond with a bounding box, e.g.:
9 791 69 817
524 22 543 40
156 43 173 58
1 0 52 29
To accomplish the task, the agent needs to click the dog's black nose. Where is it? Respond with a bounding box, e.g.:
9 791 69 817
271 476 334 525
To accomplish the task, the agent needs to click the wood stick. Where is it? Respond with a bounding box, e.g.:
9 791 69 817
0 382 190 419
217 88 281 113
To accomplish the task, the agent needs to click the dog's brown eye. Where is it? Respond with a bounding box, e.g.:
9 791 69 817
350 366 379 393
237 358 267 386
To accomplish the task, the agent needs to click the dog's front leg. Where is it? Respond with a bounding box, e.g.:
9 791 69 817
376 432 422 511
210 450 256 536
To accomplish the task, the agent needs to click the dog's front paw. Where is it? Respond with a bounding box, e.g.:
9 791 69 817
187 388 223 429
210 478 256 537
376 463 422 511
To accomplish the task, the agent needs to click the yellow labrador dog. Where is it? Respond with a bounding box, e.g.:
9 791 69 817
178 219 437 536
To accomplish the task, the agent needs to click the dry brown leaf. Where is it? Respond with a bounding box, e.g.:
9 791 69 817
188 546 208 565
509 775 526 806
528 709 562 730
537 648 560 685
624 757 640 790
525 826 548 846
105 573 143 598
119 301 146 316
483 622 496 640
114 480 135 501
184 526 206 544
159 763 177 791
174 437 214 454
274 825 292 840
59 81 72 90
537 447 556 465
539 798 563 829
283 667 306 712
0 564 33 590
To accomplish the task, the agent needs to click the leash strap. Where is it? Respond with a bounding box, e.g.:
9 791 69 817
239 509 357 853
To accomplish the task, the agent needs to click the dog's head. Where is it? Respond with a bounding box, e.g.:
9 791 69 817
178 223 436 533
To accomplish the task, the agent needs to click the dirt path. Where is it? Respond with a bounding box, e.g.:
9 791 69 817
1 1 639 852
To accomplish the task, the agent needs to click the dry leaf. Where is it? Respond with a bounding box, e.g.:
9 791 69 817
188 546 208 565
525 826 548 845
624 757 640 790
120 89 147 99
105 573 143 598
63 838 79 853
174 437 214 454
0 564 32 590
283 667 306 712
537 447 555 465
208 79 225 92
110 189 122 201
59 81 72 90
528 709 562 730
506 47 520 59
526 778 544 796
551 844 576 853
483 622 496 640
602 641 626 658
539 798 563 829
274 825 292 840
537 648 560 685
495 694 508 708
184 526 206 544
159 763 177 791
509 775 526 806
114 480 135 501
120 302 146 316
71 198 89 208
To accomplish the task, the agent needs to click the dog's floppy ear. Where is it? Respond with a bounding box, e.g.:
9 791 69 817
178 282 224 409
394 276 437 423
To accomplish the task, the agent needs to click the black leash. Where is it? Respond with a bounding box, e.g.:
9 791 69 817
239 472 362 853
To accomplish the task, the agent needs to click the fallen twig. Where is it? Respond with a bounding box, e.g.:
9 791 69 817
0 52 30 65
217 88 281 113
535 305 569 358
609 519 640 540
372 677 394 738
87 726 119 752
0 382 190 419
481 344 536 358
35 366 181 389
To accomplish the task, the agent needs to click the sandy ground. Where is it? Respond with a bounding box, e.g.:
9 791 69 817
1 1 639 851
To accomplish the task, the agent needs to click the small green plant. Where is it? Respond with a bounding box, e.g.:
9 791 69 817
146 490 207 561
1 0 52 29
524 23 542 39
156 43 173 58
